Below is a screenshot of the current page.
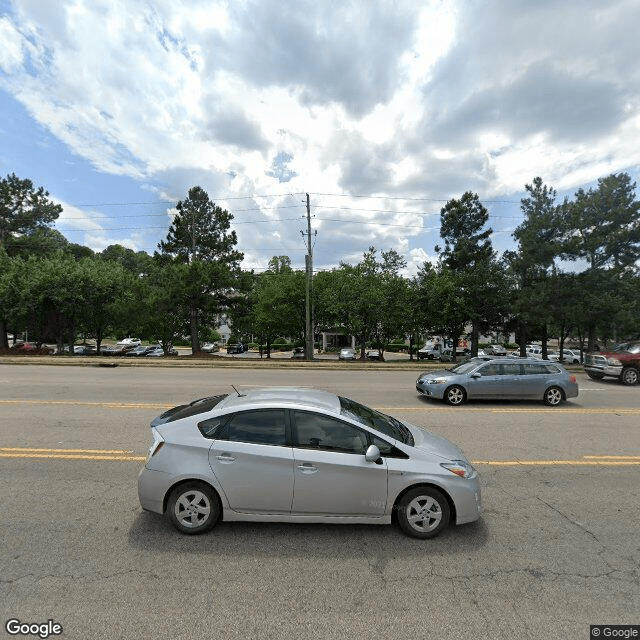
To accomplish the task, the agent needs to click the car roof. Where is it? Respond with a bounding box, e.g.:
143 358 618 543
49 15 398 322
217 386 341 415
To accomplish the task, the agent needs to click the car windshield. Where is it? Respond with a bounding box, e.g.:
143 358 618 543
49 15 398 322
612 343 640 354
450 361 480 374
339 397 414 446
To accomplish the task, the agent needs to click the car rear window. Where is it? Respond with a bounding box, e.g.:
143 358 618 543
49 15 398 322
153 394 228 425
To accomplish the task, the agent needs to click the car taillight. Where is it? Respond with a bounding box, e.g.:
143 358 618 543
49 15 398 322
569 375 577 383
146 430 165 462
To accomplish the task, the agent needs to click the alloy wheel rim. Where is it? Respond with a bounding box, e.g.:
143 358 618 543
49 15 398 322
175 490 211 528
406 496 442 532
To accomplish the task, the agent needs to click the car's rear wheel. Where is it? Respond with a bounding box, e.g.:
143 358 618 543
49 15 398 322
397 487 450 539
167 482 220 535
620 367 639 386
444 385 466 406
543 386 564 406
586 371 605 380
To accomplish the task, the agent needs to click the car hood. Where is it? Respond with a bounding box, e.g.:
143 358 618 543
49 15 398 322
405 423 465 460
418 369 458 379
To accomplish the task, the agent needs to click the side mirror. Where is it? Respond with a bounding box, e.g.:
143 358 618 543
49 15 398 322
365 444 382 464
470 372 481 378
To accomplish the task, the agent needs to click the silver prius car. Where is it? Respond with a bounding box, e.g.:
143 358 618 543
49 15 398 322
138 387 482 539
416 357 579 406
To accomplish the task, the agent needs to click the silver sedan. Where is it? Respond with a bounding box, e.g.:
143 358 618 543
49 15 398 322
138 387 482 539
416 357 579 406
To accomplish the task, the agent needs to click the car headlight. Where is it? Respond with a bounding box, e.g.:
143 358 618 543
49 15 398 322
427 377 448 384
606 357 622 366
441 460 477 479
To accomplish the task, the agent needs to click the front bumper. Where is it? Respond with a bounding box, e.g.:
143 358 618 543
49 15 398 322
584 363 622 377
416 381 447 400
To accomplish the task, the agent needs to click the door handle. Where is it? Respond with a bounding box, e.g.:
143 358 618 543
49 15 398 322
297 463 318 474
216 454 235 463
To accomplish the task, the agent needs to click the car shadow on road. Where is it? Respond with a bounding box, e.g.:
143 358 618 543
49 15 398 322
127 509 488 557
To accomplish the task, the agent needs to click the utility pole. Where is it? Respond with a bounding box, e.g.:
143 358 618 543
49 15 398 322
303 193 315 360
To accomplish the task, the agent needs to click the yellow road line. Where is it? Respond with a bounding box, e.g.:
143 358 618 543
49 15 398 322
1 446 135 454
0 400 171 409
1 447 639 466
472 460 640 466
381 406 640 414
3 399 640 415
0 452 146 461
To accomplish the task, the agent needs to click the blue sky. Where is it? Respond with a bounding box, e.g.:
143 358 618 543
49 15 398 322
1 0 639 275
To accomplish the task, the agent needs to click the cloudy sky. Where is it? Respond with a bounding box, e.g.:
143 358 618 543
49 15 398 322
1 0 639 275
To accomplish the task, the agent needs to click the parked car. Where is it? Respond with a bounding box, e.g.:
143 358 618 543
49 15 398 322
126 345 157 357
226 343 247 354
439 348 469 362
338 347 356 361
201 342 219 353
117 337 141 347
101 344 133 356
548 349 581 364
138 387 482 539
291 347 306 359
146 346 178 357
417 343 444 360
584 342 640 385
366 350 382 361
484 344 507 356
416 357 578 406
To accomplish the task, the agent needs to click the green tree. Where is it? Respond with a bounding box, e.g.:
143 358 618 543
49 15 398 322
508 177 564 357
157 186 244 352
0 174 63 346
250 260 306 357
435 191 502 357
563 173 640 271
561 173 640 349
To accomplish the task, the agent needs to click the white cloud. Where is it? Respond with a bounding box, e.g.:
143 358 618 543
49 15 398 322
1 0 639 270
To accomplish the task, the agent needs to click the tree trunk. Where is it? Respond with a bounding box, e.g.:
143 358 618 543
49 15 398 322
189 302 200 352
0 319 8 349
470 323 480 357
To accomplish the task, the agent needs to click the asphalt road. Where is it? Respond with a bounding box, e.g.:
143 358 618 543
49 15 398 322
1 364 639 640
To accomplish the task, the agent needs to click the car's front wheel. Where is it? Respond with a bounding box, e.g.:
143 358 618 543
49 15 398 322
167 482 220 535
586 371 605 380
543 386 564 406
397 487 450 539
444 385 466 406
620 367 639 386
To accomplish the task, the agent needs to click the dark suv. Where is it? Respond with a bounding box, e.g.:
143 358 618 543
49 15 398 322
226 343 247 354
584 342 640 385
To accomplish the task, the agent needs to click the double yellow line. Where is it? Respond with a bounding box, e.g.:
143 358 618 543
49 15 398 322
0 447 146 462
1 448 639 466
473 455 640 466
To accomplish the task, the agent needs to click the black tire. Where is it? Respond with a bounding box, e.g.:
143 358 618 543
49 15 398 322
586 371 605 380
620 367 639 386
543 386 564 406
397 486 450 539
167 482 220 535
444 385 466 406
427 354 434 360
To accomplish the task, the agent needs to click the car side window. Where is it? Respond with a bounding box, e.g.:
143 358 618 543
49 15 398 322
478 363 501 376
502 363 522 376
218 409 287 446
523 363 547 375
370 434 409 459
292 410 368 454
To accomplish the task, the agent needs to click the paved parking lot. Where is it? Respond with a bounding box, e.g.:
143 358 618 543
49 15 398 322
1 364 638 640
